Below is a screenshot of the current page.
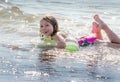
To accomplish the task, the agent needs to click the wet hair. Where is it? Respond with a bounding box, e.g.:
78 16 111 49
40 16 59 36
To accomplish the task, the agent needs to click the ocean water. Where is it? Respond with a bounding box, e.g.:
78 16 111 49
0 0 120 82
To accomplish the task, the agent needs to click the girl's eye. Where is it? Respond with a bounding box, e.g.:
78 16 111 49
40 25 43 28
46 24 49 26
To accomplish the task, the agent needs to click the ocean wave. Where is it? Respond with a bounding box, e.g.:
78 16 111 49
0 5 37 21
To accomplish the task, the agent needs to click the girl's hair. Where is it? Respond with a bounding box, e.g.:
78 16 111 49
40 16 59 36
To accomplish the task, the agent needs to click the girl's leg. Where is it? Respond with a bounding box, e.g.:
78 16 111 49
91 22 103 40
94 15 120 44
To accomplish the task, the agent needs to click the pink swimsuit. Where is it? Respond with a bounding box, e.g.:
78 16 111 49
76 36 96 47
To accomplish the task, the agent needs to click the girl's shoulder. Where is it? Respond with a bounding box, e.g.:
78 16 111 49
55 31 65 35
54 31 67 39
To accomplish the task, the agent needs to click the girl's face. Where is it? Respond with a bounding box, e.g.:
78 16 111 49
40 20 54 36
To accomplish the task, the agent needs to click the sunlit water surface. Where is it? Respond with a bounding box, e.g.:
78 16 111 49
0 0 120 82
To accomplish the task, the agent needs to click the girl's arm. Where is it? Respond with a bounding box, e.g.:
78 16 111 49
54 32 66 49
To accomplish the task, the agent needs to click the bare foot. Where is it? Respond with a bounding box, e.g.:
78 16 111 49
94 14 107 30
94 15 103 23
91 22 103 39
92 22 101 33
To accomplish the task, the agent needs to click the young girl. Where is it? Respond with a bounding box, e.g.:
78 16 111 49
40 15 120 51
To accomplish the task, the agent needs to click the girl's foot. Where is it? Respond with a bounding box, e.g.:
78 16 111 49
91 22 103 39
94 14 104 24
94 14 107 30
91 22 101 33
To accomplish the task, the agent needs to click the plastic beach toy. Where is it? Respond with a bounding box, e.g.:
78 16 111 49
65 43 79 51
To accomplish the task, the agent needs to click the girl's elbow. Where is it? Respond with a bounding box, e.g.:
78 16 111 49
57 43 66 49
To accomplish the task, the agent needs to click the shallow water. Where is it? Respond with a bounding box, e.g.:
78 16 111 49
0 0 120 82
